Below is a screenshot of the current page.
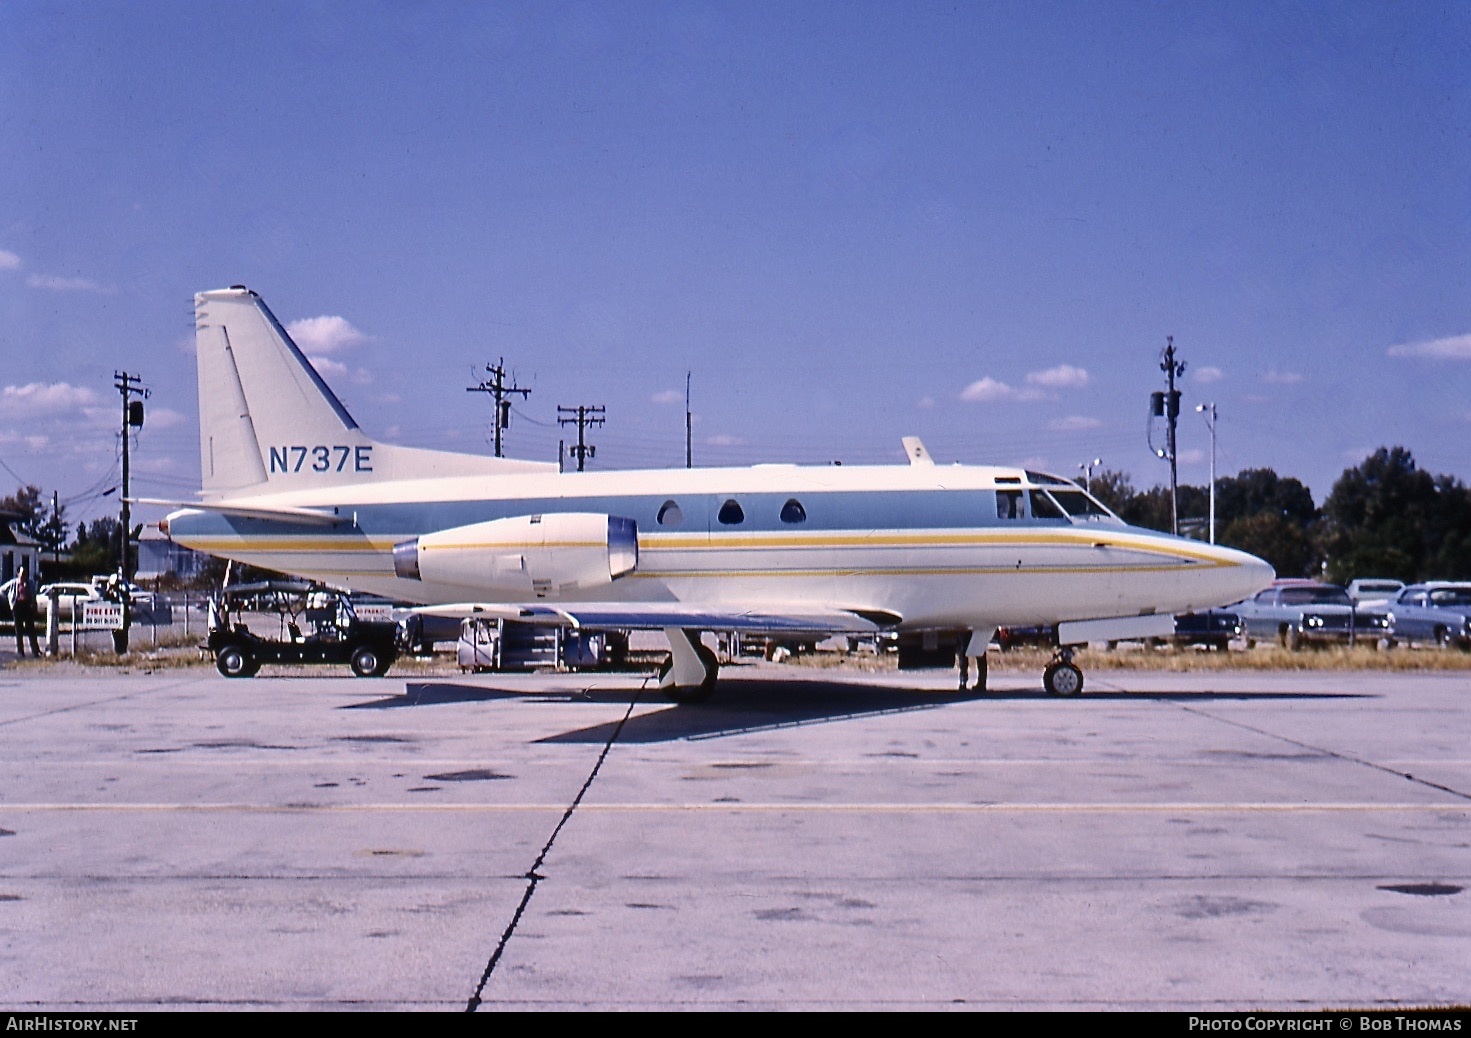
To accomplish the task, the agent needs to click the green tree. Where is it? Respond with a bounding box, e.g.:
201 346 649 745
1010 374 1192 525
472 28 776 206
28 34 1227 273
0 485 45 537
69 517 121 578
1318 447 1471 582
1086 469 1137 516
1215 469 1317 529
1219 512 1315 578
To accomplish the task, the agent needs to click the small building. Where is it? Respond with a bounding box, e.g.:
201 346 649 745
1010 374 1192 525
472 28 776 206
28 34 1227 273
0 510 42 584
135 526 211 582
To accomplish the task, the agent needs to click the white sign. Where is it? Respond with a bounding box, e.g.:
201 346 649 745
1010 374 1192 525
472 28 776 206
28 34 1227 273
81 602 124 630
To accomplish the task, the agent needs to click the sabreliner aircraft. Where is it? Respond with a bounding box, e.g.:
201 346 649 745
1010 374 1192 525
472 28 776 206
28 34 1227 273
158 287 1274 699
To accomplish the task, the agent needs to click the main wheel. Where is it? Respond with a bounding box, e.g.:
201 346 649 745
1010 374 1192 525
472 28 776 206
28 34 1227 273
660 644 719 704
350 645 382 678
1043 661 1084 696
216 643 255 678
1285 627 1303 651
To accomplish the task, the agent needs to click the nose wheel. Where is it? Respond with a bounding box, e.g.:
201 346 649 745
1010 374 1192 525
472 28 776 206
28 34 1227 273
1043 649 1084 696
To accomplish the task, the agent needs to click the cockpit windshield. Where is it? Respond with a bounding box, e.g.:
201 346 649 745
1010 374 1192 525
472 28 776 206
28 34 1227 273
1021 479 1121 523
1045 489 1120 522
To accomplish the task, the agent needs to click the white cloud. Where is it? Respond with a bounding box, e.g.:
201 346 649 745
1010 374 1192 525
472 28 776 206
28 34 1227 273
1049 415 1102 431
650 389 683 405
917 395 935 409
1178 448 1205 465
961 376 1046 403
1025 364 1089 389
1260 370 1303 385
26 274 113 293
310 356 349 378
961 377 1016 402
1387 333 1471 361
287 315 367 354
0 250 20 271
1193 366 1224 384
0 382 99 415
142 406 185 429
704 434 744 446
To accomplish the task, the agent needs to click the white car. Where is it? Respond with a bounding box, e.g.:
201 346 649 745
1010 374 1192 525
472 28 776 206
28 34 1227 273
39 582 104 621
90 577 155 609
1348 579 1405 610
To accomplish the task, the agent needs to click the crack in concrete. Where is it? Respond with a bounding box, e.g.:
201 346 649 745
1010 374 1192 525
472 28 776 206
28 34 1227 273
465 681 644 1012
1177 704 1471 802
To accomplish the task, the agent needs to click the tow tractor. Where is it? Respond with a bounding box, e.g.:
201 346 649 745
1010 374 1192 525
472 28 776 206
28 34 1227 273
207 580 400 678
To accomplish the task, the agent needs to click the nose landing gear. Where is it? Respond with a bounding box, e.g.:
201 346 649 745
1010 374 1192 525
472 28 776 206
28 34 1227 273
1042 647 1084 696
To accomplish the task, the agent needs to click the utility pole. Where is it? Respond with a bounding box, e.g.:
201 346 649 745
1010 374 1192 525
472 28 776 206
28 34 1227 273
685 371 692 469
50 491 61 569
557 405 605 472
1149 337 1185 536
1197 402 1217 544
114 371 147 652
466 359 530 458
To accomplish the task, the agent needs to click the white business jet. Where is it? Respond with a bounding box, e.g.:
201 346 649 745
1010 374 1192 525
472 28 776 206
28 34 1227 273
160 287 1273 699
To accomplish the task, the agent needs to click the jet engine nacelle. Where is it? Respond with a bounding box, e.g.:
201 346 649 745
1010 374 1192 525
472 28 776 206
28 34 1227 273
393 513 637 597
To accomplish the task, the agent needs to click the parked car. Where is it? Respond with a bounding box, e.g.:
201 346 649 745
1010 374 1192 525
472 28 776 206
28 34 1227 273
995 625 1055 651
1347 578 1405 610
38 582 104 622
1234 582 1389 649
1170 609 1243 651
90 575 155 609
1379 583 1471 650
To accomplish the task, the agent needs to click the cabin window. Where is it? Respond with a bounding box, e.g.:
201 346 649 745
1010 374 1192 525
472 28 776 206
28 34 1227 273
656 500 683 527
996 490 1024 520
717 499 745 525
780 499 806 524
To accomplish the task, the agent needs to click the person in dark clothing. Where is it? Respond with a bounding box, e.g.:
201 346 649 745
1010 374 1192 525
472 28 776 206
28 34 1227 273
9 562 42 657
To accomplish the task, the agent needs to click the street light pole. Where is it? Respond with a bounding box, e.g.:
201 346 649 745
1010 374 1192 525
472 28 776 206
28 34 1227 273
1078 457 1101 494
1196 402 1217 544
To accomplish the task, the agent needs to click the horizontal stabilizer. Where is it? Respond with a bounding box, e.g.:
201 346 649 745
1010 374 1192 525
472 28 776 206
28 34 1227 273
145 499 350 527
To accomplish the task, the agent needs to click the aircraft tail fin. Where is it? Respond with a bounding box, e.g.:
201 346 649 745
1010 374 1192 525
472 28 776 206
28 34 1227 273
194 287 553 499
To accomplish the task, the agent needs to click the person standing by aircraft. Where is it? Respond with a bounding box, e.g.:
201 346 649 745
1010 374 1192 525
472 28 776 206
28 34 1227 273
9 562 42 657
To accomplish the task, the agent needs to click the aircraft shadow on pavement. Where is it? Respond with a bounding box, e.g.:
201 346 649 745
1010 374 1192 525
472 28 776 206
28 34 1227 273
342 674 1370 744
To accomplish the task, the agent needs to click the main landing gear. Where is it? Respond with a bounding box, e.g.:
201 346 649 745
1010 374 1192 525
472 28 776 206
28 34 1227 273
957 646 988 692
956 628 992 693
658 627 719 704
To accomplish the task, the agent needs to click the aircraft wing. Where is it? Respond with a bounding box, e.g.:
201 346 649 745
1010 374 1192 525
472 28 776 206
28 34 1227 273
413 601 901 634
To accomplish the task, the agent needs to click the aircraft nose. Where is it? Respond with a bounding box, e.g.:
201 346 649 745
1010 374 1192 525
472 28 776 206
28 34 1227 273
1208 543 1275 602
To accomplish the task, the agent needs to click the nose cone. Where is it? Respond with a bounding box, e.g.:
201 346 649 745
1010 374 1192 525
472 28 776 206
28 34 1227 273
1200 542 1275 608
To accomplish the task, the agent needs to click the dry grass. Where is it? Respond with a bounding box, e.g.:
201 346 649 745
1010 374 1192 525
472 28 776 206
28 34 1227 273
7 638 1470 676
783 642 1471 673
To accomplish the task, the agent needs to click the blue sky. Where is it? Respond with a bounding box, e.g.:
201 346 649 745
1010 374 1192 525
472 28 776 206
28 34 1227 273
2 1 1468 527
